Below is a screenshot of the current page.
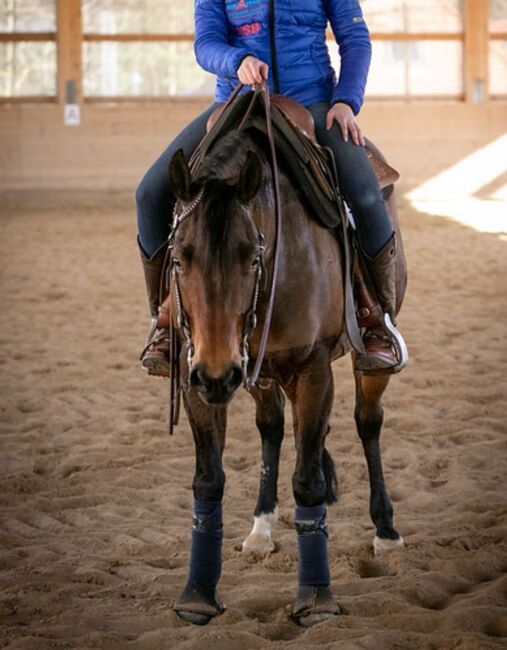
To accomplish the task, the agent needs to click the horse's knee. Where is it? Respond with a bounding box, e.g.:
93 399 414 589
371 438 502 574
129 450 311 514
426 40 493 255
354 408 383 443
292 465 327 507
257 416 284 445
193 469 226 502
255 387 285 435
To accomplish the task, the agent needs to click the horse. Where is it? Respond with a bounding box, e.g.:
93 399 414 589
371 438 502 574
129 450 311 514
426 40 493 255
165 118 407 627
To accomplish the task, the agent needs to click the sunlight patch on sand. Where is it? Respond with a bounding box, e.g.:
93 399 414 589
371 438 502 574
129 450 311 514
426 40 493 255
407 134 507 234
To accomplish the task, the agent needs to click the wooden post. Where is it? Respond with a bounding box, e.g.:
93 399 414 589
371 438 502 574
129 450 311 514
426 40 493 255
57 0 82 109
464 0 489 102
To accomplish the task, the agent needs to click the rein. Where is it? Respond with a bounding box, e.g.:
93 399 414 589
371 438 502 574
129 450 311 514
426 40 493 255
167 82 283 432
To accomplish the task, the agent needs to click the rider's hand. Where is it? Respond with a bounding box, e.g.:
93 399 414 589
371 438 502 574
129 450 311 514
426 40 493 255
237 56 269 86
326 102 365 146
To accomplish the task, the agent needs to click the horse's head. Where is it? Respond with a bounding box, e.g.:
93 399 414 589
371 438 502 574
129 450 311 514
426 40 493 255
169 134 265 405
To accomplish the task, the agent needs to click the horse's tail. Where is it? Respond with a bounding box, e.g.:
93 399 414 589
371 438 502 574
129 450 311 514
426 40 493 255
322 447 338 504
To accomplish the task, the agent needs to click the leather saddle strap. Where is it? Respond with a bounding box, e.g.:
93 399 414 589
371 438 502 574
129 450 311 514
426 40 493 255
245 82 283 389
323 147 366 355
341 212 366 355
189 82 247 173
168 307 180 436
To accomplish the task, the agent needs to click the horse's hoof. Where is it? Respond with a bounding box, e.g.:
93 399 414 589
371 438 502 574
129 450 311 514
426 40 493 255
173 582 225 626
175 611 212 626
292 585 340 628
373 534 404 557
242 510 278 555
242 532 275 555
297 612 337 628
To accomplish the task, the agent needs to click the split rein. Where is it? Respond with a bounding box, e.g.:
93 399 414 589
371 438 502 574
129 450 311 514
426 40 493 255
165 82 283 432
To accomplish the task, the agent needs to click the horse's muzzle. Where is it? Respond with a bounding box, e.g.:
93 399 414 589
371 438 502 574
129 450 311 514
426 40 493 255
190 363 243 405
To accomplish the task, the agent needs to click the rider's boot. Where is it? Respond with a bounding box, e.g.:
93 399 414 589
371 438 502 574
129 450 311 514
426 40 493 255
138 241 172 378
355 233 403 374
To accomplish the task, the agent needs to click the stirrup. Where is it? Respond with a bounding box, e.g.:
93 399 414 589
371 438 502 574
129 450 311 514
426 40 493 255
146 316 158 347
139 321 172 378
383 313 409 373
139 316 159 361
355 313 409 375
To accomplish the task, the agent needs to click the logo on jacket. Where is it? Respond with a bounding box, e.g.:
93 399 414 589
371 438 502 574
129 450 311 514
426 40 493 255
236 21 261 36
227 0 262 15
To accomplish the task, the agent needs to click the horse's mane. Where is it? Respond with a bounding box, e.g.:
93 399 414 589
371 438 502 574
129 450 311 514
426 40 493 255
193 131 264 276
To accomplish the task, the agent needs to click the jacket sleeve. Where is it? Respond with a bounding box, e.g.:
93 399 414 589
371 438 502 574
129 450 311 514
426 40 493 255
194 0 254 78
326 0 372 115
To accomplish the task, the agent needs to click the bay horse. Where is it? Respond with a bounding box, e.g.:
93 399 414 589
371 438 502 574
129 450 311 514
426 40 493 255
166 116 406 626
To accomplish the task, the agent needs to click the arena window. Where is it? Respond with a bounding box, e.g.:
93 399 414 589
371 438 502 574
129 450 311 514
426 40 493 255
489 0 507 96
81 0 213 99
0 0 501 104
355 0 465 99
0 0 57 99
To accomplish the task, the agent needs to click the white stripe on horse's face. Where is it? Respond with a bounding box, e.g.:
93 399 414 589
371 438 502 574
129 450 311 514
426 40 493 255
242 507 278 555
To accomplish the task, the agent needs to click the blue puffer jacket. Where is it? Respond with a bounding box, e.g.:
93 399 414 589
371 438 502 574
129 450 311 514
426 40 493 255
194 0 371 115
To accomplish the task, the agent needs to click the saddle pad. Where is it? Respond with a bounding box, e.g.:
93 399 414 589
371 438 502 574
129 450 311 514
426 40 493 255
246 112 341 228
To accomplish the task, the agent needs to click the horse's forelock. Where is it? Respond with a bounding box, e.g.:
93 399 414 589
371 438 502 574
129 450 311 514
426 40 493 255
195 131 249 185
192 132 256 277
197 180 237 276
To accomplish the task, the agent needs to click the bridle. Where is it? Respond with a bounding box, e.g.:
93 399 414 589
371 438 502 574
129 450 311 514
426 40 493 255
168 191 266 387
166 82 282 434
239 231 265 384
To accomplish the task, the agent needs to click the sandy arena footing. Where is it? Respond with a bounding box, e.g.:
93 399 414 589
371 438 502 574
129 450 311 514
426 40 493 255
0 190 506 650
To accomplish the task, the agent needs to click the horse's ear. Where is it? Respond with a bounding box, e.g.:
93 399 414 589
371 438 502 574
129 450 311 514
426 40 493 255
238 151 263 203
168 149 192 201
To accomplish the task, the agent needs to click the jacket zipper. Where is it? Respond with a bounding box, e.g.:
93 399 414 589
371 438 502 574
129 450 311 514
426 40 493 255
268 0 280 93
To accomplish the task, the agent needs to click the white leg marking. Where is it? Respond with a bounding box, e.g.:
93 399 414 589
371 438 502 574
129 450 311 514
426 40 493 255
373 535 404 557
242 507 278 555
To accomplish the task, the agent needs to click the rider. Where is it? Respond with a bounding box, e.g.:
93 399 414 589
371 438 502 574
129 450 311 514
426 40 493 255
136 0 403 376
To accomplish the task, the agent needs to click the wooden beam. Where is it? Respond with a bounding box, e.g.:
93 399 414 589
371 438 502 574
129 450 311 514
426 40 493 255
464 0 489 102
368 32 463 41
57 0 82 106
82 31 464 43
84 95 210 103
0 32 56 41
83 33 194 42
0 96 56 104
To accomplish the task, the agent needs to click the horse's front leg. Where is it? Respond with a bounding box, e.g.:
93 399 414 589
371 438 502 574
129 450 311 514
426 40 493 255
286 346 340 628
242 382 285 555
173 387 227 625
353 367 404 556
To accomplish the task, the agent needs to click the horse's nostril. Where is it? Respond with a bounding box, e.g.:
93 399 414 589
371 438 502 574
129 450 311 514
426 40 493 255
190 365 207 388
190 363 243 404
227 365 243 390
